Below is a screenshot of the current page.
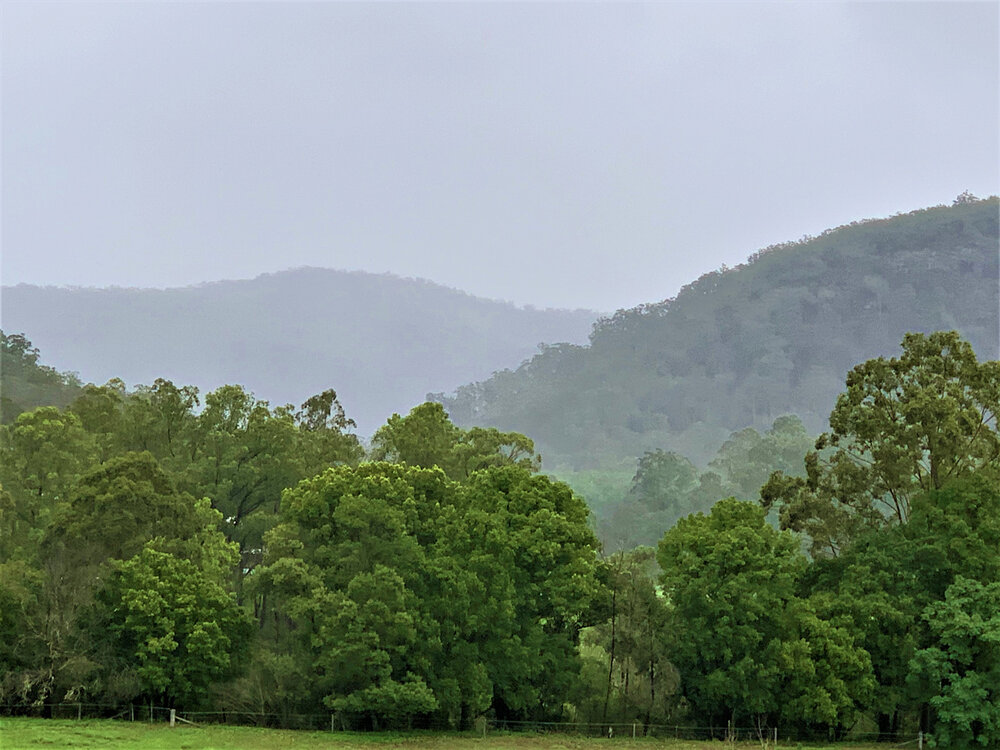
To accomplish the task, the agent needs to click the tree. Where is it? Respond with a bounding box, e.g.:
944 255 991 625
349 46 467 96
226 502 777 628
183 385 302 574
256 462 602 726
256 462 462 726
294 389 364 478
603 450 713 550
371 402 540 481
578 547 675 727
0 407 97 536
801 473 1000 738
45 452 212 568
31 452 239 706
908 577 1000 749
657 499 872 733
709 415 813 500
90 542 252 707
631 450 700 512
460 466 604 719
68 382 127 463
0 332 81 424
762 332 1000 556
370 403 461 472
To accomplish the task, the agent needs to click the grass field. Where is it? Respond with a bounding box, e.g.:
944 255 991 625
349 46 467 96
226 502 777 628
0 718 896 750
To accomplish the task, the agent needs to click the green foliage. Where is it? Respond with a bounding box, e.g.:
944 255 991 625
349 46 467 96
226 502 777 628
45 452 212 567
371 402 540 481
709 415 814 500
657 499 872 731
93 543 252 707
799 474 1000 738
601 416 814 550
763 331 1000 556
70 380 364 577
909 577 1000 749
577 547 676 725
5 298 1000 739
0 406 97 551
256 462 603 726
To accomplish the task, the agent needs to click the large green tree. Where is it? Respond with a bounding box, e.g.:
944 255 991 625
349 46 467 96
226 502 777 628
762 331 1000 556
256 463 474 726
255 461 602 726
89 542 252 707
657 499 872 733
801 473 1000 738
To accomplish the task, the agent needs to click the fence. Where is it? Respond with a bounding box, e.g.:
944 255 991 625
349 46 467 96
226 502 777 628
0 703 926 745
486 719 924 745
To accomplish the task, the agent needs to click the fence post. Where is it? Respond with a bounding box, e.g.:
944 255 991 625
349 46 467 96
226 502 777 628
77 703 81 721
170 709 176 728
773 726 777 745
918 730 923 749
632 723 636 738
331 714 335 732
130 704 134 722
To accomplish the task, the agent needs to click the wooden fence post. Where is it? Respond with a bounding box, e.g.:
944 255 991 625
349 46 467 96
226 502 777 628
170 709 176 727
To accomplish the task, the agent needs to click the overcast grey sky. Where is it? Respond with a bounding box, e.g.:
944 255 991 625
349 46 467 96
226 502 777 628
2 2 997 312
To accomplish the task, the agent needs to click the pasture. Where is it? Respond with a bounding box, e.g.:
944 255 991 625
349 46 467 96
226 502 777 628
0 718 896 750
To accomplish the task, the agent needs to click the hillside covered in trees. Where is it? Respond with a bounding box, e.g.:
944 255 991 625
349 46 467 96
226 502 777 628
0 268 596 435
0 332 81 423
439 197 999 470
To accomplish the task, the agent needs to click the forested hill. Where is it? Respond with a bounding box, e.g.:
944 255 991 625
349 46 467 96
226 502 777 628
0 268 596 435
439 197 1000 469
0 332 81 422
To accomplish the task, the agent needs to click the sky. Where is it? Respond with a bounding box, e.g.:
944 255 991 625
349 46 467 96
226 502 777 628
2 2 998 313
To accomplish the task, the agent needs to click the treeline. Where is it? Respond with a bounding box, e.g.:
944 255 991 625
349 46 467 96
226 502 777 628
1 331 998 747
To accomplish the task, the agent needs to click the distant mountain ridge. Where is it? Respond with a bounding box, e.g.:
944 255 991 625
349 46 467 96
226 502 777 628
439 197 1000 469
1 268 598 435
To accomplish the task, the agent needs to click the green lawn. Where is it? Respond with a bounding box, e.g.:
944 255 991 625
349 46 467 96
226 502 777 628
0 718 894 750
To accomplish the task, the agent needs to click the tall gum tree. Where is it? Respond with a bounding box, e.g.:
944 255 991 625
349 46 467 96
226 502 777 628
761 331 1000 556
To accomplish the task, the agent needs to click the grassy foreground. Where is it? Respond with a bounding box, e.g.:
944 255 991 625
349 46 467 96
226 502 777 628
0 718 896 750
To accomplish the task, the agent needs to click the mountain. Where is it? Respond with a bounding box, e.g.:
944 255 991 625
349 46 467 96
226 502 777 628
438 197 1000 470
0 268 597 435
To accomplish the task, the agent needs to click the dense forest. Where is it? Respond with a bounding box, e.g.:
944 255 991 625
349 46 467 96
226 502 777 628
1 329 997 747
0 268 596 435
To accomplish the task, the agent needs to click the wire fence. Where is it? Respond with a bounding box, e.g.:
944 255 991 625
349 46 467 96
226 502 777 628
0 702 926 745
486 719 924 745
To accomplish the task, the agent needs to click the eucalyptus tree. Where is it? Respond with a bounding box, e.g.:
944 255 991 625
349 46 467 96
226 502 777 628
762 331 1000 556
